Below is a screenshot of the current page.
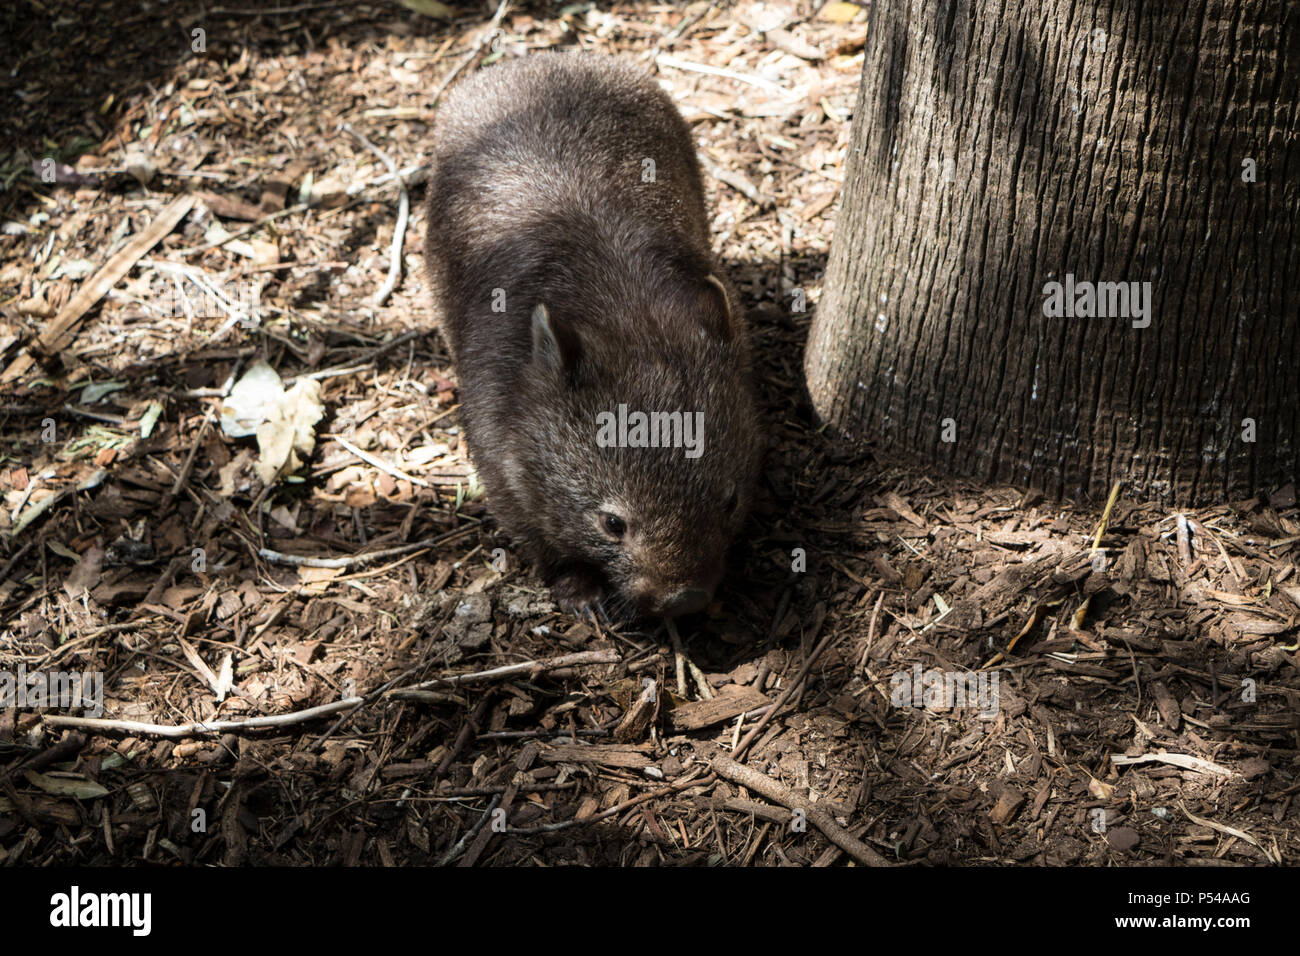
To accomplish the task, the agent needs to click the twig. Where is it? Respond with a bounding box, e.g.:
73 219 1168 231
707 750 893 866
146 260 259 335
347 162 430 196
60 404 130 425
477 728 608 740
1186 516 1242 582
700 154 769 207
284 364 373 385
666 618 713 699
1110 752 1234 776
505 770 713 835
207 1 355 14
310 660 437 750
9 469 105 538
0 733 86 790
340 122 409 306
0 539 36 586
329 433 430 488
1180 801 1277 863
673 633 688 697
142 555 187 608
655 54 800 98
258 523 479 569
733 618 840 761
386 689 466 706
377 189 408 306
365 328 421 360
684 641 716 698
404 649 619 691
164 411 215 508
667 617 687 696
429 0 511 106
175 203 309 257
285 330 420 386
647 0 717 58
856 590 883 670
43 697 364 739
438 793 502 866
421 693 494 779
420 782 577 798
1071 480 1122 628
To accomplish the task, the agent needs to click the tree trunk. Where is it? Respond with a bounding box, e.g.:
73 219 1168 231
805 0 1298 506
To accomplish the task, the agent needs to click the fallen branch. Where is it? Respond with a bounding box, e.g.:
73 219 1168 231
43 697 363 739
707 750 893 867
405 649 620 691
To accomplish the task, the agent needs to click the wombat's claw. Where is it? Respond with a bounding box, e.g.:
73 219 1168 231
551 571 605 619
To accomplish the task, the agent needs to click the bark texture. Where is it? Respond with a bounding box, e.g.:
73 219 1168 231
806 0 1298 505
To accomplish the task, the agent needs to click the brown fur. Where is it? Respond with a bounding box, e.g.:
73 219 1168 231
424 52 760 618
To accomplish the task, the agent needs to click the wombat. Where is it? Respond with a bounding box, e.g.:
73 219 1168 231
424 52 760 618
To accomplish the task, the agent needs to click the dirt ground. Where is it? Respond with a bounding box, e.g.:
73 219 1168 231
1 1 1297 867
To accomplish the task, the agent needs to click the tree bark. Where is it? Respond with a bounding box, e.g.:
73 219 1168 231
806 0 1298 505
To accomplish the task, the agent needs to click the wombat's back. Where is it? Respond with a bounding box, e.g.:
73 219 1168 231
425 53 716 360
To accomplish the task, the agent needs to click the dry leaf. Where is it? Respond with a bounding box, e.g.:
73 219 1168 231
24 771 109 799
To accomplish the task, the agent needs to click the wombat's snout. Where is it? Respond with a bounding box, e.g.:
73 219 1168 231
658 587 712 617
634 568 722 617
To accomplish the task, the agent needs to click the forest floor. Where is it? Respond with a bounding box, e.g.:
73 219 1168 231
1 0 1297 867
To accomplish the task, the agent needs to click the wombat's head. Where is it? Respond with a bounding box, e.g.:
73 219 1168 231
502 276 760 618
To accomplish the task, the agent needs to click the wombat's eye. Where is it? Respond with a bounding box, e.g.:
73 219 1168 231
601 513 627 539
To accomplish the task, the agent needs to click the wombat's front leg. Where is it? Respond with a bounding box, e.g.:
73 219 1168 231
548 565 607 618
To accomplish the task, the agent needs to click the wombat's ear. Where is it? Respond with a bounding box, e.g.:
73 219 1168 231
531 303 580 374
700 275 734 341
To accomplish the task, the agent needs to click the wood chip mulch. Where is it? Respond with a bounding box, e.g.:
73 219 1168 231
1 1 1297 866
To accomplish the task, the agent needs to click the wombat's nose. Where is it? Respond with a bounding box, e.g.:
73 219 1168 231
659 587 711 617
